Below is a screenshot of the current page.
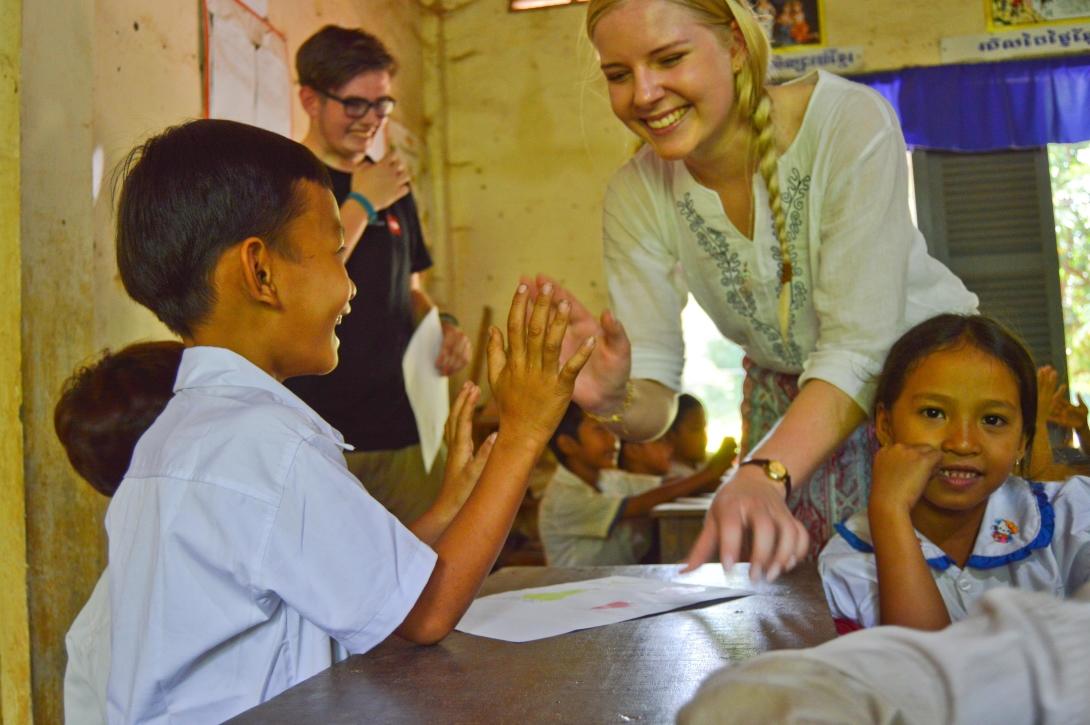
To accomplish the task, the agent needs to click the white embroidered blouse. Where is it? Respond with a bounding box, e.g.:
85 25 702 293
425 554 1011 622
602 70 978 412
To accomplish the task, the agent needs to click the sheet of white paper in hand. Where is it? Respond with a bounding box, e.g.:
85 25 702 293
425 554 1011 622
455 575 750 642
402 307 448 473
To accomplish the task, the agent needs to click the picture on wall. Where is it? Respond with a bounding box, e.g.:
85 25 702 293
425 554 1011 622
749 0 824 49
986 0 1090 29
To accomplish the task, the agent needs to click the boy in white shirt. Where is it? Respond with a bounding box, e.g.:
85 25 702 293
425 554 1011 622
539 403 731 566
54 341 184 725
107 118 593 723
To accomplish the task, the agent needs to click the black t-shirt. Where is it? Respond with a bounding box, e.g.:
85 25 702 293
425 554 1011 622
286 167 432 450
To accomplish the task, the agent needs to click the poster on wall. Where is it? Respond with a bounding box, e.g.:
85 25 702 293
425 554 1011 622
201 0 292 138
749 0 825 49
986 0 1090 29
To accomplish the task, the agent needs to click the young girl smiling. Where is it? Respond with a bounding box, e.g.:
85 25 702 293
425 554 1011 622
820 315 1090 631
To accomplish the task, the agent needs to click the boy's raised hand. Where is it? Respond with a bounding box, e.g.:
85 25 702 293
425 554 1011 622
486 283 596 445
1049 385 1090 432
869 443 942 517
436 382 495 515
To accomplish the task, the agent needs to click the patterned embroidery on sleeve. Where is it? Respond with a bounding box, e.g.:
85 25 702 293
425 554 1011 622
677 191 804 367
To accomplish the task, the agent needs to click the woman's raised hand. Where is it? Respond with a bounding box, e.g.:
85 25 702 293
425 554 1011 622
525 275 632 414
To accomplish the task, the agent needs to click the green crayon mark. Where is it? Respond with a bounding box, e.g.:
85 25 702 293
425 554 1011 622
522 589 586 602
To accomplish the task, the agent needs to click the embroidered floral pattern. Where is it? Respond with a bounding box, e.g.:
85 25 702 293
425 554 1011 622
992 518 1020 544
774 167 812 332
677 174 811 368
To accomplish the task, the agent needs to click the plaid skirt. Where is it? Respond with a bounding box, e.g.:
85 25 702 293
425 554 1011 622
739 357 876 560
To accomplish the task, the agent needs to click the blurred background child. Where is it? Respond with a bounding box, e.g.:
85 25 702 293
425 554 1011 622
540 404 736 565
54 340 184 725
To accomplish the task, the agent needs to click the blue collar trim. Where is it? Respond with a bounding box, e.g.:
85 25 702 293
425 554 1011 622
833 482 1055 572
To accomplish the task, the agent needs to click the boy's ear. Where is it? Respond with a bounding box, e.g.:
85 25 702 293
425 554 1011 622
299 86 321 119
875 405 894 446
238 237 279 307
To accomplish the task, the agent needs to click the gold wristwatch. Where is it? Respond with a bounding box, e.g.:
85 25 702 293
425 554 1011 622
740 458 792 500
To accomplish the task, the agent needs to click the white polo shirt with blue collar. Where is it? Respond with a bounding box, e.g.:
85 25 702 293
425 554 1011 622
818 475 1090 629
105 346 437 724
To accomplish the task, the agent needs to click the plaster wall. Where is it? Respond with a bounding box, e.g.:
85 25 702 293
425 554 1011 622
22 1 428 718
433 0 996 385
0 0 29 719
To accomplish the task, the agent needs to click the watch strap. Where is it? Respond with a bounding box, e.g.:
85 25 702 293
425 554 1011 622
740 458 793 500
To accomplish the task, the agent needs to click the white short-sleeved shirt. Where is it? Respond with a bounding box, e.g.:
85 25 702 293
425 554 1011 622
538 465 654 566
602 70 978 412
105 347 437 724
819 475 1090 628
65 571 110 725
598 469 662 497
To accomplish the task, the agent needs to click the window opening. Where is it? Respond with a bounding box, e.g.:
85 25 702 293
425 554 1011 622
1049 141 1090 400
681 295 745 453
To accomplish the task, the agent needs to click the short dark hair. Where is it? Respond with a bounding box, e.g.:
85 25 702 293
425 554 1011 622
670 393 704 433
548 402 586 467
874 314 1037 445
115 119 332 337
296 25 398 91
54 341 184 497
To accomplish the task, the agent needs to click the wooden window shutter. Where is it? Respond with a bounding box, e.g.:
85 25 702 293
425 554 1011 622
912 148 1067 381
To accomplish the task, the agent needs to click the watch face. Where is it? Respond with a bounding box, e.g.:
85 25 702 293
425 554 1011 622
767 461 788 480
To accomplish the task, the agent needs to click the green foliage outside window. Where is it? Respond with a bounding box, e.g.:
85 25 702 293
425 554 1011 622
1050 142 1090 397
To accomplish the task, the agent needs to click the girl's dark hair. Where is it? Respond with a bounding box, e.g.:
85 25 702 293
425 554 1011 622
54 341 184 497
296 25 398 91
874 314 1037 444
670 393 704 433
548 403 586 467
115 119 332 337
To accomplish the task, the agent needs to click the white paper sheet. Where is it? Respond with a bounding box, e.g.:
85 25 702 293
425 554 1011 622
206 0 292 137
402 308 448 473
455 575 751 643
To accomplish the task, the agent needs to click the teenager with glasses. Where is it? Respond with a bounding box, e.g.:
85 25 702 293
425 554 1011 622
290 25 472 525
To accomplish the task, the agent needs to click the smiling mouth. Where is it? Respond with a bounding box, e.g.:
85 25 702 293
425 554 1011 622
643 106 689 132
936 466 983 488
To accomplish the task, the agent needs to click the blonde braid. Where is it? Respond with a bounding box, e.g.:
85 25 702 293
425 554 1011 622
751 89 788 282
751 87 793 337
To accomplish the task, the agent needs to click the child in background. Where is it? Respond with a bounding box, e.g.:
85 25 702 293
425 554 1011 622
107 119 593 722
54 340 184 725
664 393 707 478
820 315 1090 632
539 403 733 566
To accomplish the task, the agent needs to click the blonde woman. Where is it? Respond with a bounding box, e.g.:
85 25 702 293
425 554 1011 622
552 0 977 580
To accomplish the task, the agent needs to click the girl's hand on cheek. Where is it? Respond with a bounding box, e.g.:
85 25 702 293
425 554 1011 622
869 443 942 518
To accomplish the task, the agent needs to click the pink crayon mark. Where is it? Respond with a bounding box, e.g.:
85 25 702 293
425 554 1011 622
593 600 632 610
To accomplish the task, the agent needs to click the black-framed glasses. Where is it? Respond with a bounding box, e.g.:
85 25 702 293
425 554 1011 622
317 89 396 119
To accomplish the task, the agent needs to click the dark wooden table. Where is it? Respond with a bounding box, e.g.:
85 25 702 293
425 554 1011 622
231 563 835 724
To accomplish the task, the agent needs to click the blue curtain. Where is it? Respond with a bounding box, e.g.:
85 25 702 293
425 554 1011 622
852 54 1090 152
